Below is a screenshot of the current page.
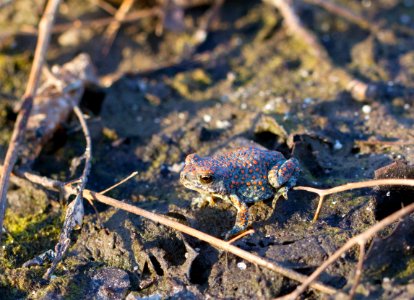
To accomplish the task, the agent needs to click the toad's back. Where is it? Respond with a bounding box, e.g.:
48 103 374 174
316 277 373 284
209 147 285 202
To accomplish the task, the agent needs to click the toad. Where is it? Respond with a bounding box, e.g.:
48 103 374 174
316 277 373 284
180 147 300 239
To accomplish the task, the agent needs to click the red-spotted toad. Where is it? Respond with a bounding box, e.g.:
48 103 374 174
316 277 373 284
180 147 300 239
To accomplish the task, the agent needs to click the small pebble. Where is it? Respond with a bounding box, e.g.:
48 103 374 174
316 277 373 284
362 105 371 114
227 72 236 82
169 162 184 173
216 120 231 129
203 114 212 123
333 140 343 150
237 262 247 270
137 80 148 92
299 69 310 78
194 29 207 43
304 97 314 105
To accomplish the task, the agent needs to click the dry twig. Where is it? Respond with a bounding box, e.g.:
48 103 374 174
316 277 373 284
92 0 118 15
12 169 338 295
304 0 414 37
355 139 414 147
102 0 135 56
43 105 92 279
275 178 414 299
295 178 414 222
50 109 89 269
348 242 366 300
279 199 414 299
193 0 224 44
99 171 139 194
0 8 161 41
13 168 414 296
0 0 61 241
303 0 380 33
226 228 255 244
263 0 380 102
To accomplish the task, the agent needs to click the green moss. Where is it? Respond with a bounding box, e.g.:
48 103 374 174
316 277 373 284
2 208 61 268
29 274 90 300
0 266 46 298
0 52 31 95
169 68 213 100
395 257 414 282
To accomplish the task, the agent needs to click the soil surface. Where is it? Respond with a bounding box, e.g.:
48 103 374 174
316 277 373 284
1 0 414 299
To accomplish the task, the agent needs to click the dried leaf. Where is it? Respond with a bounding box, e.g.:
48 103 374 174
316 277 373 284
22 54 97 164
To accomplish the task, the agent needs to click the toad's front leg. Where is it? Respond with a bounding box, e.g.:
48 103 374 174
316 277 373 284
268 158 300 208
224 194 249 240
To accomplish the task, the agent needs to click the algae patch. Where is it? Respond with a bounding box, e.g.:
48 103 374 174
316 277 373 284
1 186 61 268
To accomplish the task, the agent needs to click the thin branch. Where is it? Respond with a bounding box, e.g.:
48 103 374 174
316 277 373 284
348 242 366 300
193 0 224 43
99 171 139 195
1 8 161 39
304 0 414 37
281 180 414 299
0 0 61 241
14 169 414 296
71 105 92 194
264 0 330 61
355 139 414 146
102 0 135 56
13 170 338 296
263 0 378 102
226 229 255 244
70 190 339 295
43 105 92 279
303 0 379 33
294 179 414 221
92 0 118 15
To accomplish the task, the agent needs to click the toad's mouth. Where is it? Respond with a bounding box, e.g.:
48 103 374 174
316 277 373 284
180 173 199 189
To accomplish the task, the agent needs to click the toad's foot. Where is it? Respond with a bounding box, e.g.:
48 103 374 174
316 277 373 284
191 194 216 209
272 186 288 208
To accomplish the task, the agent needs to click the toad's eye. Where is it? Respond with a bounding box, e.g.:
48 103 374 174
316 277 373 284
199 174 213 184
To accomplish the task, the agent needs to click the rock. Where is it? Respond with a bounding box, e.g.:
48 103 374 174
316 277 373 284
88 268 130 300
254 115 288 143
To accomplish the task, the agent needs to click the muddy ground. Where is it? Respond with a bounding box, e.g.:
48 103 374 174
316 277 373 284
1 0 414 299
